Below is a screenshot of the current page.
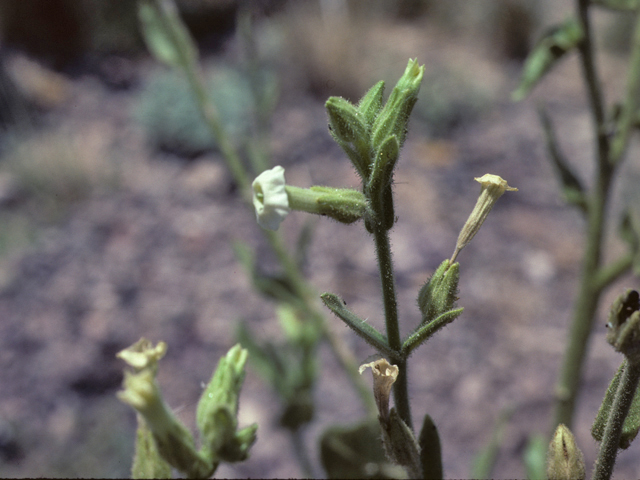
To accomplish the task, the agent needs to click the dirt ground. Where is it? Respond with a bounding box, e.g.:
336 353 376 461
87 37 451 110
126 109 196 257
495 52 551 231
1 4 640 479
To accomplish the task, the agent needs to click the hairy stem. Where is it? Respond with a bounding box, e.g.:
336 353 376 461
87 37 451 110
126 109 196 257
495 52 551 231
372 226 413 430
592 362 640 480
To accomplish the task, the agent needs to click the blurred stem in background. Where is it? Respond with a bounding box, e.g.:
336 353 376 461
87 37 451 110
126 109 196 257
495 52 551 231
136 2 376 475
552 0 640 430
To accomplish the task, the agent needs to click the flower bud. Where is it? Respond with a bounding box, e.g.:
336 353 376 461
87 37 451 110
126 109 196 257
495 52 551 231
451 174 517 262
359 358 399 425
252 166 290 231
381 409 422 479
547 424 585 480
371 59 424 153
196 344 257 463
606 289 640 364
417 259 460 325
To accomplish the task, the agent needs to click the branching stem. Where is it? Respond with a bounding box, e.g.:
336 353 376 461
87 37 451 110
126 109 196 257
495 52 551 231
553 0 631 430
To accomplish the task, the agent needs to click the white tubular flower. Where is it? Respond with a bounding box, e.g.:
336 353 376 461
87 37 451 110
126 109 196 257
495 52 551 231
451 174 517 263
252 166 291 231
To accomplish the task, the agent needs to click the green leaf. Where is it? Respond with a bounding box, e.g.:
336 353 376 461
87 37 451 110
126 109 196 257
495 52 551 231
326 96 371 179
512 18 584 101
358 80 385 128
232 241 299 303
419 414 443 480
538 107 588 213
592 359 640 449
523 434 547 480
321 292 398 358
196 344 255 462
469 408 514 480
137 0 198 69
320 419 406 479
401 307 464 357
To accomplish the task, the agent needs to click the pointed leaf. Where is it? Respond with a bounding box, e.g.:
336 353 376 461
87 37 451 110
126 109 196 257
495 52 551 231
402 308 463 357
523 434 547 480
321 293 398 358
138 0 198 69
512 18 584 101
419 414 443 480
538 107 588 213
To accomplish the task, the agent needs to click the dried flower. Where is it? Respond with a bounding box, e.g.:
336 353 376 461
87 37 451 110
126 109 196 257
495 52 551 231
359 358 399 425
252 166 291 231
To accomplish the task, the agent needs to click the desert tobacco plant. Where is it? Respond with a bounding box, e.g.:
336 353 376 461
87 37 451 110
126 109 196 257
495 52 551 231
247 59 520 478
118 0 640 478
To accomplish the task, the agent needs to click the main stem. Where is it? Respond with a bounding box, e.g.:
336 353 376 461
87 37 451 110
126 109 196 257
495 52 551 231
592 362 640 480
372 225 413 430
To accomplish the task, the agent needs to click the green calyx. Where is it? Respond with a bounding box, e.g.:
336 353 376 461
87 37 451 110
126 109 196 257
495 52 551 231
285 185 368 224
400 259 463 357
371 59 424 154
417 259 461 325
547 424 585 480
196 344 257 463
606 289 640 364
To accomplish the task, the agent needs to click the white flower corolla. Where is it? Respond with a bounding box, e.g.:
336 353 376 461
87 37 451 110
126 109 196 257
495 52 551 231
252 166 291 231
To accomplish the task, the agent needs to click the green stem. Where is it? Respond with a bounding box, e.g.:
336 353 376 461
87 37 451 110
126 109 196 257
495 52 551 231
180 62 251 194
593 252 634 292
155 0 250 193
610 8 640 166
553 0 613 430
592 362 640 480
372 225 413 430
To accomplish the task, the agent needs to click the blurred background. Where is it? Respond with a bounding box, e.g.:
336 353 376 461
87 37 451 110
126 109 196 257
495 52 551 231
0 0 638 477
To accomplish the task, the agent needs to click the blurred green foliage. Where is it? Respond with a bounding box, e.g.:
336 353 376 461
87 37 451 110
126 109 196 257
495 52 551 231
133 67 255 157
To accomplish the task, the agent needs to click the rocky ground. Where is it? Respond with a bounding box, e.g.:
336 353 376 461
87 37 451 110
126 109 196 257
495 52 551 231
0 6 640 479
